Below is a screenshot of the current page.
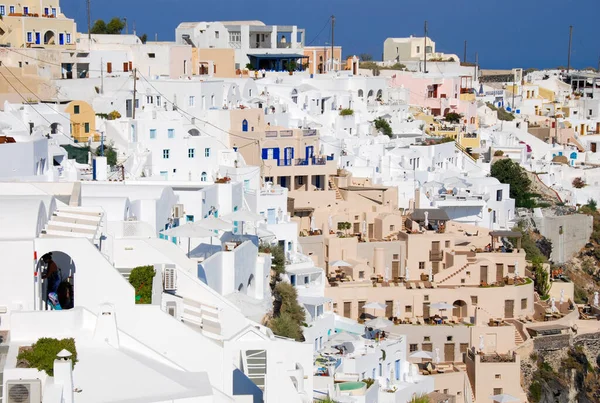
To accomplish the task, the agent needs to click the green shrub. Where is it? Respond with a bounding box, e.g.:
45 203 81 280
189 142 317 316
259 243 285 276
340 108 354 116
494 150 504 156
491 159 533 208
529 381 542 402
374 117 393 137
268 282 305 341
17 338 77 376
444 112 462 124
129 265 155 304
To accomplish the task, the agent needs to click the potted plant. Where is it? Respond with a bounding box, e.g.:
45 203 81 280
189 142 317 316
287 60 297 76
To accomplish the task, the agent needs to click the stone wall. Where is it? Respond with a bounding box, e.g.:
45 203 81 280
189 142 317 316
533 334 573 351
533 214 593 263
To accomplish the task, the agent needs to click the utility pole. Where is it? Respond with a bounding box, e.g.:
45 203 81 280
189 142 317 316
567 25 573 73
132 68 137 120
86 0 91 43
100 57 104 94
330 15 335 72
423 21 427 74
463 40 467 64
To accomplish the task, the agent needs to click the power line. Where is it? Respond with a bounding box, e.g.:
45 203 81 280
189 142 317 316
306 17 332 47
0 65 85 147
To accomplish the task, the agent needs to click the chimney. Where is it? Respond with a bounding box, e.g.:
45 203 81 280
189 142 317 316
53 349 74 403
93 303 120 348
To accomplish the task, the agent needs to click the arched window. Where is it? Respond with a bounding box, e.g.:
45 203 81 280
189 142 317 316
201 171 207 182
242 119 248 132
291 89 298 104
358 89 364 98
367 90 374 98
210 95 215 107
376 89 383 100
238 283 244 292
44 30 55 45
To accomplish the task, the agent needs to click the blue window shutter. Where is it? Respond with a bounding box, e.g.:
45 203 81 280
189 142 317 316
273 148 280 161
262 148 268 159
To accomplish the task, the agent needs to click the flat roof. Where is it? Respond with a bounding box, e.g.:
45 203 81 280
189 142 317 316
247 53 308 59
490 230 522 238
410 209 450 221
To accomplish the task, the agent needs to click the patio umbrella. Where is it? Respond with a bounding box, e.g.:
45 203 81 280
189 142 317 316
310 216 317 232
161 223 214 256
365 317 394 329
430 302 456 311
362 220 367 235
394 300 401 318
384 266 390 282
594 292 599 307
328 331 362 344
320 346 340 355
560 289 565 304
330 260 352 267
197 217 233 231
410 350 433 359
550 297 557 313
424 211 429 228
405 267 410 281
479 335 485 351
434 348 441 364
363 302 387 310
428 267 433 281
489 394 520 403
514 261 519 277
328 215 333 232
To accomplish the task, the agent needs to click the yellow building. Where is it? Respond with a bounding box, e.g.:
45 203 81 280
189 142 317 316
64 100 97 142
193 48 236 78
0 0 76 49
304 46 343 75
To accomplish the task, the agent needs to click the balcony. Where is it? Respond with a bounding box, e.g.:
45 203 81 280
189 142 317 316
265 131 278 138
303 129 317 137
429 251 443 262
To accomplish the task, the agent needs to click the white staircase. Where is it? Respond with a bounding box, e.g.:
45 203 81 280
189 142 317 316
41 207 103 241
243 349 267 391
182 298 223 340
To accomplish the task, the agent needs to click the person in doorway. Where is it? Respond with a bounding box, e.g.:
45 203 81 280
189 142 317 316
57 282 73 310
41 253 61 297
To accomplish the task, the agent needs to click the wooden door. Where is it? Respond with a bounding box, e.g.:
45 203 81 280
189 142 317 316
385 300 393 318
344 301 351 318
368 224 374 239
358 301 366 317
392 261 400 279
444 343 455 363
123 62 129 72
432 262 440 274
107 62 112 73
431 241 440 252
504 300 514 319
592 142 597 153
480 266 488 284
423 303 430 319
496 264 504 282
422 343 433 361
353 222 360 234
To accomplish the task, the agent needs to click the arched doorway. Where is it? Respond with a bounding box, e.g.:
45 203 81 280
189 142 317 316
44 30 55 45
452 300 467 319
36 251 76 310
242 119 248 132
188 128 200 136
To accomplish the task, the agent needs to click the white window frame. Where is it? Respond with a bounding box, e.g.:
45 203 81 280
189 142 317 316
188 148 195 158
163 149 170 159
0 5 6 16
149 129 156 139
26 31 33 43
204 147 211 157
66 33 71 44
189 96 195 107
9 5 14 14
168 129 174 139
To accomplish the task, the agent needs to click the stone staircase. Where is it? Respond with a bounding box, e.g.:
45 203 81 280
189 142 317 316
514 328 524 345
328 179 343 200
182 298 223 340
436 263 469 284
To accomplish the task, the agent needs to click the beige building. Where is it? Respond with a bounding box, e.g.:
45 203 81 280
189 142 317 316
383 36 458 63
303 45 343 75
228 108 338 209
0 0 76 49
64 100 97 142
194 48 236 78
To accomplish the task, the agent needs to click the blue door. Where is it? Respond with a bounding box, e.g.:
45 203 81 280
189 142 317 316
267 208 276 224
273 148 280 164
279 177 287 189
242 119 248 132
261 148 268 160
305 145 314 160
35 32 41 44
59 33 64 45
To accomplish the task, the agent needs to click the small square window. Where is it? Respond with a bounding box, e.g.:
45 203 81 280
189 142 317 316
495 374 501 379
409 344 418 352
424 336 430 342
355 215 359 220
461 278 465 284
445 240 450 247
163 149 170 159
74 105 80 114
390 225 395 231
424 295 429 301
521 298 527 309
168 129 175 138
149 129 156 139
419 262 425 270
405 305 412 313
471 296 478 305
148 53 156 58
447 336 453 341
359 271 365 279
205 148 211 157
84 122 90 133
493 388 503 395
393 254 399 260
188 148 195 158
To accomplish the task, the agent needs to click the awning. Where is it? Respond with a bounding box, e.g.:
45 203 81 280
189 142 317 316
287 266 323 276
298 296 332 306
247 53 308 59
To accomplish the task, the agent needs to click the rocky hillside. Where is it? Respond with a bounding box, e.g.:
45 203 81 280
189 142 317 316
521 333 600 403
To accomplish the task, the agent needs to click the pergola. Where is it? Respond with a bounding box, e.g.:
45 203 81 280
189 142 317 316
248 53 309 72
489 231 522 250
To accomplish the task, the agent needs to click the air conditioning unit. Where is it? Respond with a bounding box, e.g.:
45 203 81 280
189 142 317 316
163 266 177 291
172 204 184 218
5 380 42 403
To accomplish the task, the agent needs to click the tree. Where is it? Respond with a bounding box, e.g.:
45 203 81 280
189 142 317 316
444 112 462 124
106 17 126 34
140 33 148 44
533 259 550 299
96 143 118 166
374 117 393 137
129 266 155 304
90 18 125 35
490 159 533 208
360 53 373 62
268 282 305 341
90 19 107 34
